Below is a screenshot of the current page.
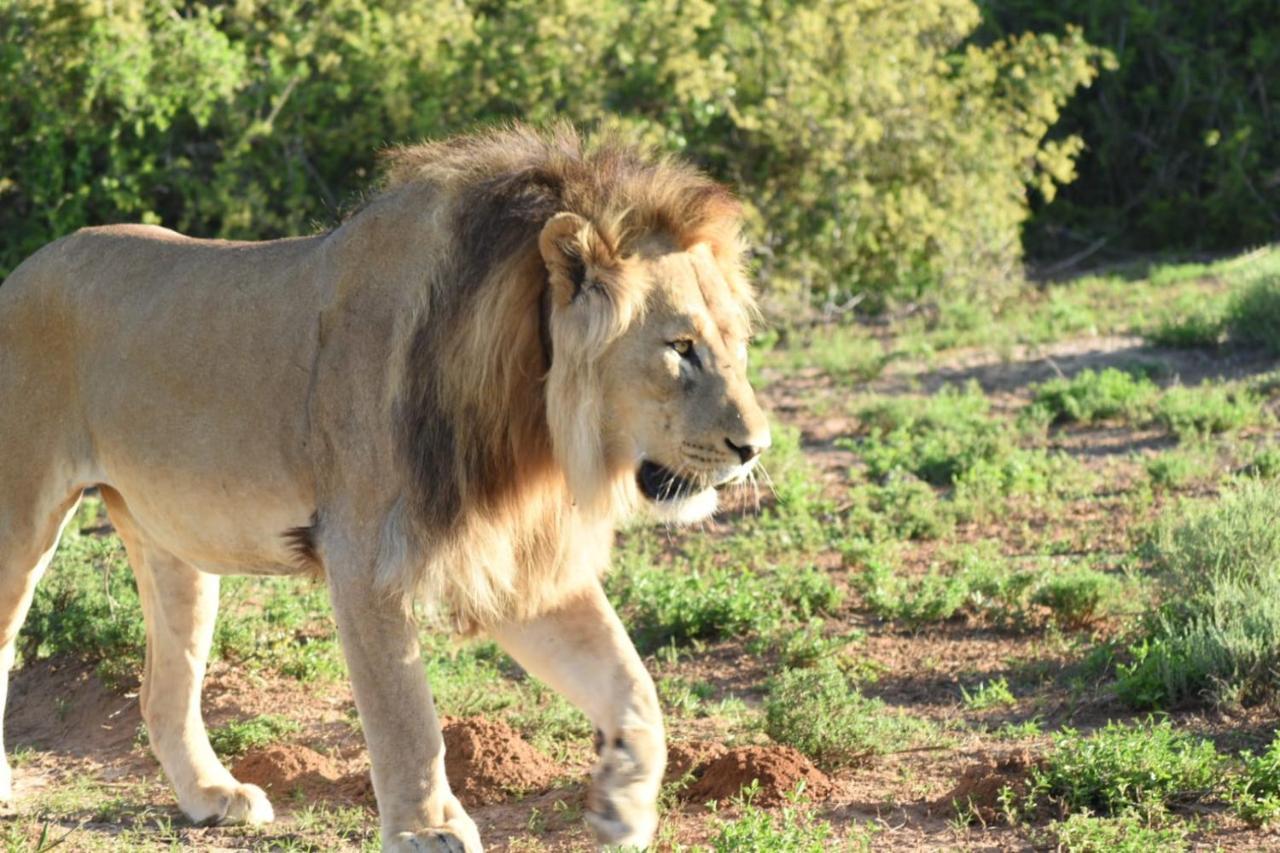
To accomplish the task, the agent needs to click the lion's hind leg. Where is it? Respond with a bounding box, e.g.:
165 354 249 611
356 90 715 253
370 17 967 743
102 490 273 826
0 489 83 803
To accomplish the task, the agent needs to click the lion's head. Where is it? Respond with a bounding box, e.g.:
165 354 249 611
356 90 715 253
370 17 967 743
539 214 770 523
380 124 769 619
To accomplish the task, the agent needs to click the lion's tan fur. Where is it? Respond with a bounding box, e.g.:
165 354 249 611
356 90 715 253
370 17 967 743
0 124 766 849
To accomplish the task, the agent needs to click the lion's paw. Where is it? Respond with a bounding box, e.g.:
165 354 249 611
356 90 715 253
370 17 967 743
586 733 661 849
385 823 482 853
585 796 658 850
186 782 274 827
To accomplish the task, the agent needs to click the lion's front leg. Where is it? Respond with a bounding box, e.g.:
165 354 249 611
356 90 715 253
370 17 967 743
327 555 481 853
490 582 664 848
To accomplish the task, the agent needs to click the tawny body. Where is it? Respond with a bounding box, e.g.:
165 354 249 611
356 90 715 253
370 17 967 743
0 126 769 851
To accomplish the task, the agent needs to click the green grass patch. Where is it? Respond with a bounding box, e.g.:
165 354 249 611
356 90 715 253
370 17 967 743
1244 445 1280 480
704 783 873 851
760 325 886 386
208 714 301 759
1146 310 1227 350
961 677 1016 711
855 383 1006 486
1145 446 1218 491
21 501 145 686
610 552 842 653
856 543 1124 632
1047 809 1191 852
847 473 955 541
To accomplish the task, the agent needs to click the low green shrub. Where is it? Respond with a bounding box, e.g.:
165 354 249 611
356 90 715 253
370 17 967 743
1031 719 1223 816
1230 734 1280 827
764 664 932 769
1226 273 1280 355
1154 385 1264 440
858 562 969 630
858 543 1110 632
847 474 955 542
1032 567 1124 629
1146 311 1227 350
1145 447 1217 491
961 677 1017 711
1029 368 1159 426
855 383 1008 486
1118 479 1280 708
1244 446 1280 480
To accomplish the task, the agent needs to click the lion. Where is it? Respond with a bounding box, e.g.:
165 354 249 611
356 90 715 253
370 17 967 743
0 124 769 851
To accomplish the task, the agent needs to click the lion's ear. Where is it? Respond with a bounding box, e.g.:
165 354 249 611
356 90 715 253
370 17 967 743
539 212 615 307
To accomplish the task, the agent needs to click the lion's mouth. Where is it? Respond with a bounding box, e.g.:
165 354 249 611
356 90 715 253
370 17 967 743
636 461 703 503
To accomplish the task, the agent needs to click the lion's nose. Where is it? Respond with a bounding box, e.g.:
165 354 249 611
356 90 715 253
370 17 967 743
725 437 765 465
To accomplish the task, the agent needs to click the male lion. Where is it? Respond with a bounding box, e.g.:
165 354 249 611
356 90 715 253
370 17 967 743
0 125 768 850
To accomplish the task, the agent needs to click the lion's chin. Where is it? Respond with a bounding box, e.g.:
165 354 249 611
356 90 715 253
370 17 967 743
644 486 718 524
635 461 718 524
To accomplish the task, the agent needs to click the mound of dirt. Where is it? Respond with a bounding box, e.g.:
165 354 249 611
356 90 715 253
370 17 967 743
441 716 559 807
684 745 834 806
232 744 344 801
942 748 1039 824
666 740 728 783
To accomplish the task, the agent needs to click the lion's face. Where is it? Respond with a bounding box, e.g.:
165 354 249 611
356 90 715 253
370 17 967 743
538 213 769 523
602 243 770 522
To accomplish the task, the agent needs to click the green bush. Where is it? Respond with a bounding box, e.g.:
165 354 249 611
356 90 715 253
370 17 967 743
1 0 1107 305
980 1 1280 257
1118 479 1280 707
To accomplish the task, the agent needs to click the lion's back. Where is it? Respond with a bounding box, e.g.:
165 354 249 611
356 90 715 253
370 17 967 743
0 224 333 564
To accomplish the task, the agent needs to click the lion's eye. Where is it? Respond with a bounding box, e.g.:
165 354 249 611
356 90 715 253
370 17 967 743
670 339 694 357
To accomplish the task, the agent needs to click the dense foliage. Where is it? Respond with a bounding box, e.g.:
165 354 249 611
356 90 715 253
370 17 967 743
979 0 1280 258
0 0 1106 305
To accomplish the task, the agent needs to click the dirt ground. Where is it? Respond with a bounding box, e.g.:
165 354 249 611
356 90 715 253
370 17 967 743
4 331 1280 851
